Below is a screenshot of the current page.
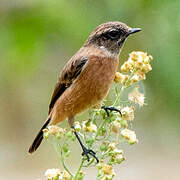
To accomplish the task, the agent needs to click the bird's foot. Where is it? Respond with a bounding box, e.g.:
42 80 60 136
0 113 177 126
101 106 122 116
81 146 99 163
72 126 99 163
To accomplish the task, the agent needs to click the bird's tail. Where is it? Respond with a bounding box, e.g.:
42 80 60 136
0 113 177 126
28 117 51 154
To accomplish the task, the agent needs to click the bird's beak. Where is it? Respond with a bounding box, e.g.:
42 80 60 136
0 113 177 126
128 28 141 35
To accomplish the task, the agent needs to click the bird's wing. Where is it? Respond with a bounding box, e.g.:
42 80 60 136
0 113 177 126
48 56 88 114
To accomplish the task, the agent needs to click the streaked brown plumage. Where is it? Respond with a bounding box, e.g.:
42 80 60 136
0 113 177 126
29 21 141 154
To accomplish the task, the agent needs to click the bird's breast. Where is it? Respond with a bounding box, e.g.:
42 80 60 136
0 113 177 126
74 55 119 104
52 55 119 122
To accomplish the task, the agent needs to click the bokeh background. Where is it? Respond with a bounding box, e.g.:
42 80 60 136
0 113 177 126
0 0 180 179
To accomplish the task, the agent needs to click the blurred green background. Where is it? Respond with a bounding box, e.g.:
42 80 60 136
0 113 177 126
0 0 180 179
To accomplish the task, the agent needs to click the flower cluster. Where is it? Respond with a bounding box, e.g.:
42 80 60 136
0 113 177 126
45 169 71 180
99 140 125 166
97 162 115 180
42 51 152 180
121 129 138 144
43 125 66 139
114 51 152 86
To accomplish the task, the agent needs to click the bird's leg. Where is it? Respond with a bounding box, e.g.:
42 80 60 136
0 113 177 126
101 106 122 116
68 117 99 163
72 127 99 163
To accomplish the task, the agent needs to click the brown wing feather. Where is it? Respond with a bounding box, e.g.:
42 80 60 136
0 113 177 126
48 56 88 114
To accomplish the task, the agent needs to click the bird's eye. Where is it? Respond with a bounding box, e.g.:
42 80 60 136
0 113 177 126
106 30 120 40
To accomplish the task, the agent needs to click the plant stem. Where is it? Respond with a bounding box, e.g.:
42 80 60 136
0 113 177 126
113 69 136 106
113 86 126 106
74 158 85 179
95 119 107 140
60 149 74 177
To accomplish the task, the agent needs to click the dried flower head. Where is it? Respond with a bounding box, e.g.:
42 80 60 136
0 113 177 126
102 163 115 176
43 125 66 139
112 121 121 134
121 106 135 121
129 87 145 106
121 129 138 144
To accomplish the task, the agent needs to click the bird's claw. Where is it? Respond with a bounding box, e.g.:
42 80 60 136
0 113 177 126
82 147 99 163
102 106 122 116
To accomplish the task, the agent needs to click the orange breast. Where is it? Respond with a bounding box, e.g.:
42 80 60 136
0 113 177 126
51 55 119 125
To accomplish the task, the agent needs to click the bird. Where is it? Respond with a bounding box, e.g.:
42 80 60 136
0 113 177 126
28 21 141 162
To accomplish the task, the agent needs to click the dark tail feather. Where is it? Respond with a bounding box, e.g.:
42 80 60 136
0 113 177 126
28 117 51 154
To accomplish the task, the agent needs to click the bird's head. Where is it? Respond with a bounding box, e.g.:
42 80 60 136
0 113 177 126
85 21 141 57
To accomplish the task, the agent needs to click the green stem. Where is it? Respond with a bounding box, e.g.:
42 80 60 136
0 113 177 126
113 69 136 106
74 158 85 179
99 149 110 159
113 86 126 106
60 149 74 177
83 158 94 167
95 119 107 140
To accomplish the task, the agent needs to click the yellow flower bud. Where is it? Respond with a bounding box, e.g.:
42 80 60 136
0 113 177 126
121 75 129 86
114 72 124 83
134 71 146 80
131 74 140 83
130 51 139 61
102 164 115 176
121 61 133 72
142 63 152 73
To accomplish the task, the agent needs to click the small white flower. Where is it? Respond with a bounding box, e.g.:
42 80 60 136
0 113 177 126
113 148 123 155
45 168 60 180
112 121 121 134
44 125 65 136
60 170 71 180
121 129 138 144
115 154 125 164
108 142 118 150
131 74 140 82
121 106 135 121
142 63 152 73
74 121 81 132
